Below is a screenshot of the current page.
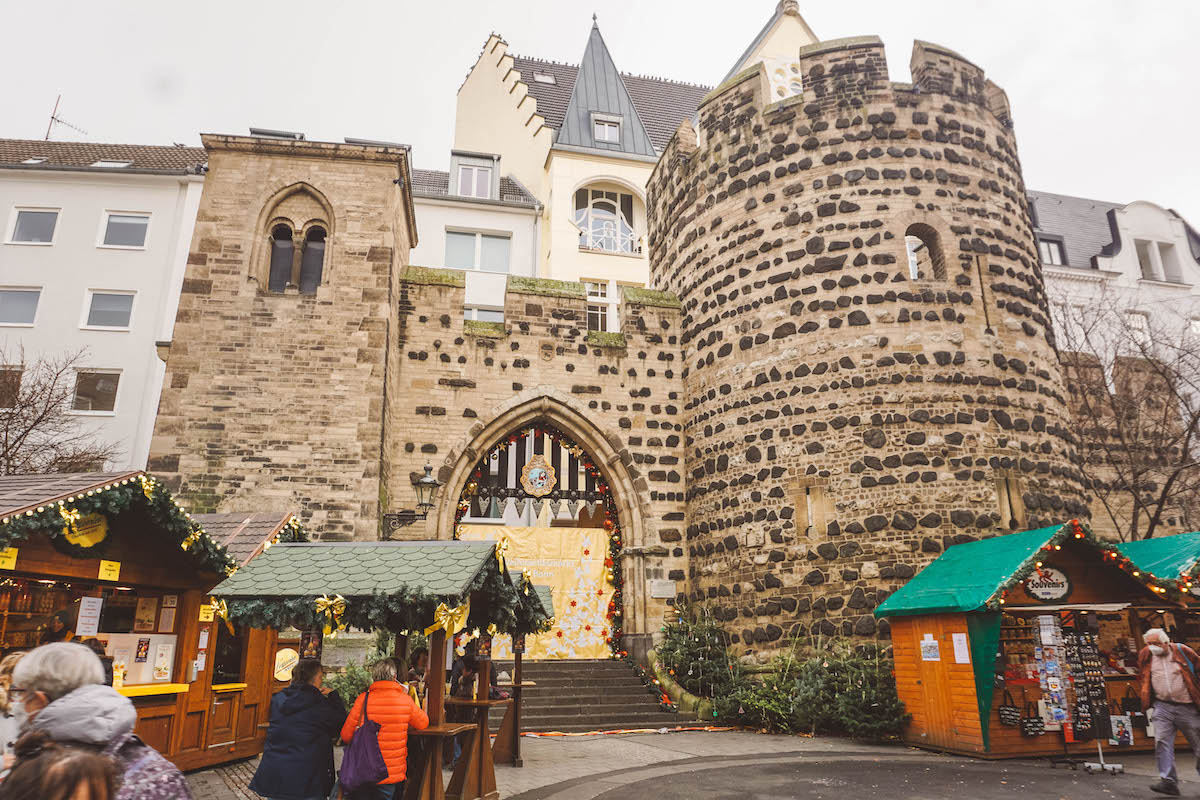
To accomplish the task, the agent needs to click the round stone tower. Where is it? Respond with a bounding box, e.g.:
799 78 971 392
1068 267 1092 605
647 37 1089 652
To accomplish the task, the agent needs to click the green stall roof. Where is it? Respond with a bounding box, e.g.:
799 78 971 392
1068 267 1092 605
876 524 1069 618
1118 532 1200 582
212 540 495 599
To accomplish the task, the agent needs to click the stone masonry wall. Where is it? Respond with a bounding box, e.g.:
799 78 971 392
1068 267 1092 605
647 38 1090 655
390 269 688 640
149 136 412 541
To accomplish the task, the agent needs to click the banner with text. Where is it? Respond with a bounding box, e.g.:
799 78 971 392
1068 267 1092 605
458 525 612 659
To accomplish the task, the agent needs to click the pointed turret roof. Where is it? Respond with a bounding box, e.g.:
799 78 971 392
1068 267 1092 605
720 1 819 86
553 20 657 159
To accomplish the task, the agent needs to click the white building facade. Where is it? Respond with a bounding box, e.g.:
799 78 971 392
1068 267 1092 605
0 140 206 470
409 161 541 320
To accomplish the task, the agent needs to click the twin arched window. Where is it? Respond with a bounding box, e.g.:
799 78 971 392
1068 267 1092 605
267 224 326 294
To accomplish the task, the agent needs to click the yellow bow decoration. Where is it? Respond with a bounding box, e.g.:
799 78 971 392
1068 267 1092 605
495 537 510 575
181 529 203 552
424 598 471 637
210 597 235 636
59 506 81 532
315 594 348 638
140 476 157 500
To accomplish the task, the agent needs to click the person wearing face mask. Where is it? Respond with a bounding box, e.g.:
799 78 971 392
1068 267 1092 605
8 642 192 800
1138 627 1200 796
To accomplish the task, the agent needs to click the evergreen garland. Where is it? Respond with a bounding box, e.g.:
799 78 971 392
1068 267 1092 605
0 474 236 576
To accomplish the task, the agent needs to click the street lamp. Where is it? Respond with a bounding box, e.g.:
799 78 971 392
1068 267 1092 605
382 463 443 538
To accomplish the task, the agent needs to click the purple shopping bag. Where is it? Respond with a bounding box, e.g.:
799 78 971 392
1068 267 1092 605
338 689 388 794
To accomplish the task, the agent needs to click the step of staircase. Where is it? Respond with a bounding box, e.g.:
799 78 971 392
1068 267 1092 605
485 659 679 733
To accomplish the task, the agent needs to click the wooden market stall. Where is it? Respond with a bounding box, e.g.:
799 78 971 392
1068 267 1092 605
876 520 1200 759
210 539 551 800
0 471 306 771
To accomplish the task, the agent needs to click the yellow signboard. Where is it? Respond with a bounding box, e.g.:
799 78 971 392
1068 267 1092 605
198 605 215 623
458 525 613 659
98 560 121 582
0 548 16 570
63 513 108 549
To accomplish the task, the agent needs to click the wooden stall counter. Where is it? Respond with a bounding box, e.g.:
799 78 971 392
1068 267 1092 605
118 684 190 698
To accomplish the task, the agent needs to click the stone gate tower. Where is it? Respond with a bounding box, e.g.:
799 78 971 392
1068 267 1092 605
647 37 1090 650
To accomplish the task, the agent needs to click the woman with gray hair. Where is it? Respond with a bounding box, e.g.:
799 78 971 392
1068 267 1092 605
8 642 192 800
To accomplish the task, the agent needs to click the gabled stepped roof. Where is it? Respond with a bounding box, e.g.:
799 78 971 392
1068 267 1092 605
509 57 708 155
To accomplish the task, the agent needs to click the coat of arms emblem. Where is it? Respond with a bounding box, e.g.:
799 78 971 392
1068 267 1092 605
520 454 557 497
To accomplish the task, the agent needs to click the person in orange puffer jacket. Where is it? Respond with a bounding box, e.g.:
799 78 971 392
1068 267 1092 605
340 658 429 800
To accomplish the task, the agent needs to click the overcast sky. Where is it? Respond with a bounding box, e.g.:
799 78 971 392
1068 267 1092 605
5 1 1198 221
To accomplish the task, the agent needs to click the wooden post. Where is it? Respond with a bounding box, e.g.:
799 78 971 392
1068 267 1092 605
513 651 523 766
428 630 446 726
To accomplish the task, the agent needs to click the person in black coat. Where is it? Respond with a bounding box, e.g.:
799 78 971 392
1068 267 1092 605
250 658 347 800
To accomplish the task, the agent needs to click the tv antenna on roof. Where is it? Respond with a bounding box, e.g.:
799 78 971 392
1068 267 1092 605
45 95 88 140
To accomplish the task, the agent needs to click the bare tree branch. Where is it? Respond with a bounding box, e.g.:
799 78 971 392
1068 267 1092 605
1055 290 1200 540
0 346 119 475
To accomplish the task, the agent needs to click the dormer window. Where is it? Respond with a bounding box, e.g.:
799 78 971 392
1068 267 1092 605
1037 237 1066 267
594 119 620 143
458 165 492 199
532 71 557 85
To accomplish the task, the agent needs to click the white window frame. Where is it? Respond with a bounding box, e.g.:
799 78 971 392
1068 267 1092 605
90 160 132 169
6 206 61 246
1037 237 1066 267
80 289 137 331
0 287 43 327
97 210 151 250
594 119 620 143
444 229 511 274
69 368 122 416
584 279 619 333
532 71 557 85
464 306 505 323
574 188 639 255
457 165 492 199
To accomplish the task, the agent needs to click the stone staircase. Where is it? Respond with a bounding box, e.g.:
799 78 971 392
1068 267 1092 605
489 658 681 733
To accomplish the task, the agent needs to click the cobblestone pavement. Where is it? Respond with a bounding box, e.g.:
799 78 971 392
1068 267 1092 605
185 731 1191 800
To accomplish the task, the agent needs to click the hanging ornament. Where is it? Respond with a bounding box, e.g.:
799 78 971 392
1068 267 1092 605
550 499 562 518
514 497 527 516
566 499 580 518
532 499 544 518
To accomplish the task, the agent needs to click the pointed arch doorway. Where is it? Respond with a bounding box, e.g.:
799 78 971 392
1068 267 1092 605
449 411 630 660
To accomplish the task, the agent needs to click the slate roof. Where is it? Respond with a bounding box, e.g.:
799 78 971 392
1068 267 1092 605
0 471 141 518
211 540 496 599
553 23 657 158
1028 190 1125 269
511 570 555 619
192 512 293 567
509 55 709 154
0 138 207 175
411 168 538 207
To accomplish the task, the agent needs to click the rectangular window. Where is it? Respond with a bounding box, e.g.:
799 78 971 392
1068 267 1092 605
0 367 21 408
85 292 135 329
444 231 510 272
996 474 1026 530
9 209 58 244
594 120 620 143
1159 242 1182 283
0 289 40 325
1037 238 1065 266
532 71 557 85
795 483 829 538
1136 239 1158 280
72 371 120 413
457 165 491 199
101 213 149 248
91 160 131 169
586 280 610 332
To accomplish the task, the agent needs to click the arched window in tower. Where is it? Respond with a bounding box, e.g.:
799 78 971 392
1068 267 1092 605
574 187 638 255
268 224 294 293
299 226 326 295
904 223 945 280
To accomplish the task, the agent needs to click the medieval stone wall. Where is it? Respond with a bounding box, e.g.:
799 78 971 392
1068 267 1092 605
647 37 1090 654
149 136 413 541
393 269 688 644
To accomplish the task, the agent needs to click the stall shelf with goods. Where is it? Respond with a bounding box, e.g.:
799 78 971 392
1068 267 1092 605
876 520 1200 758
210 538 552 800
0 471 304 770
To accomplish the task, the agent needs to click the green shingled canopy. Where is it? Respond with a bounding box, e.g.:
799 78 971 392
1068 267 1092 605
510 570 555 634
875 524 1069 619
1117 532 1200 583
211 540 550 636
